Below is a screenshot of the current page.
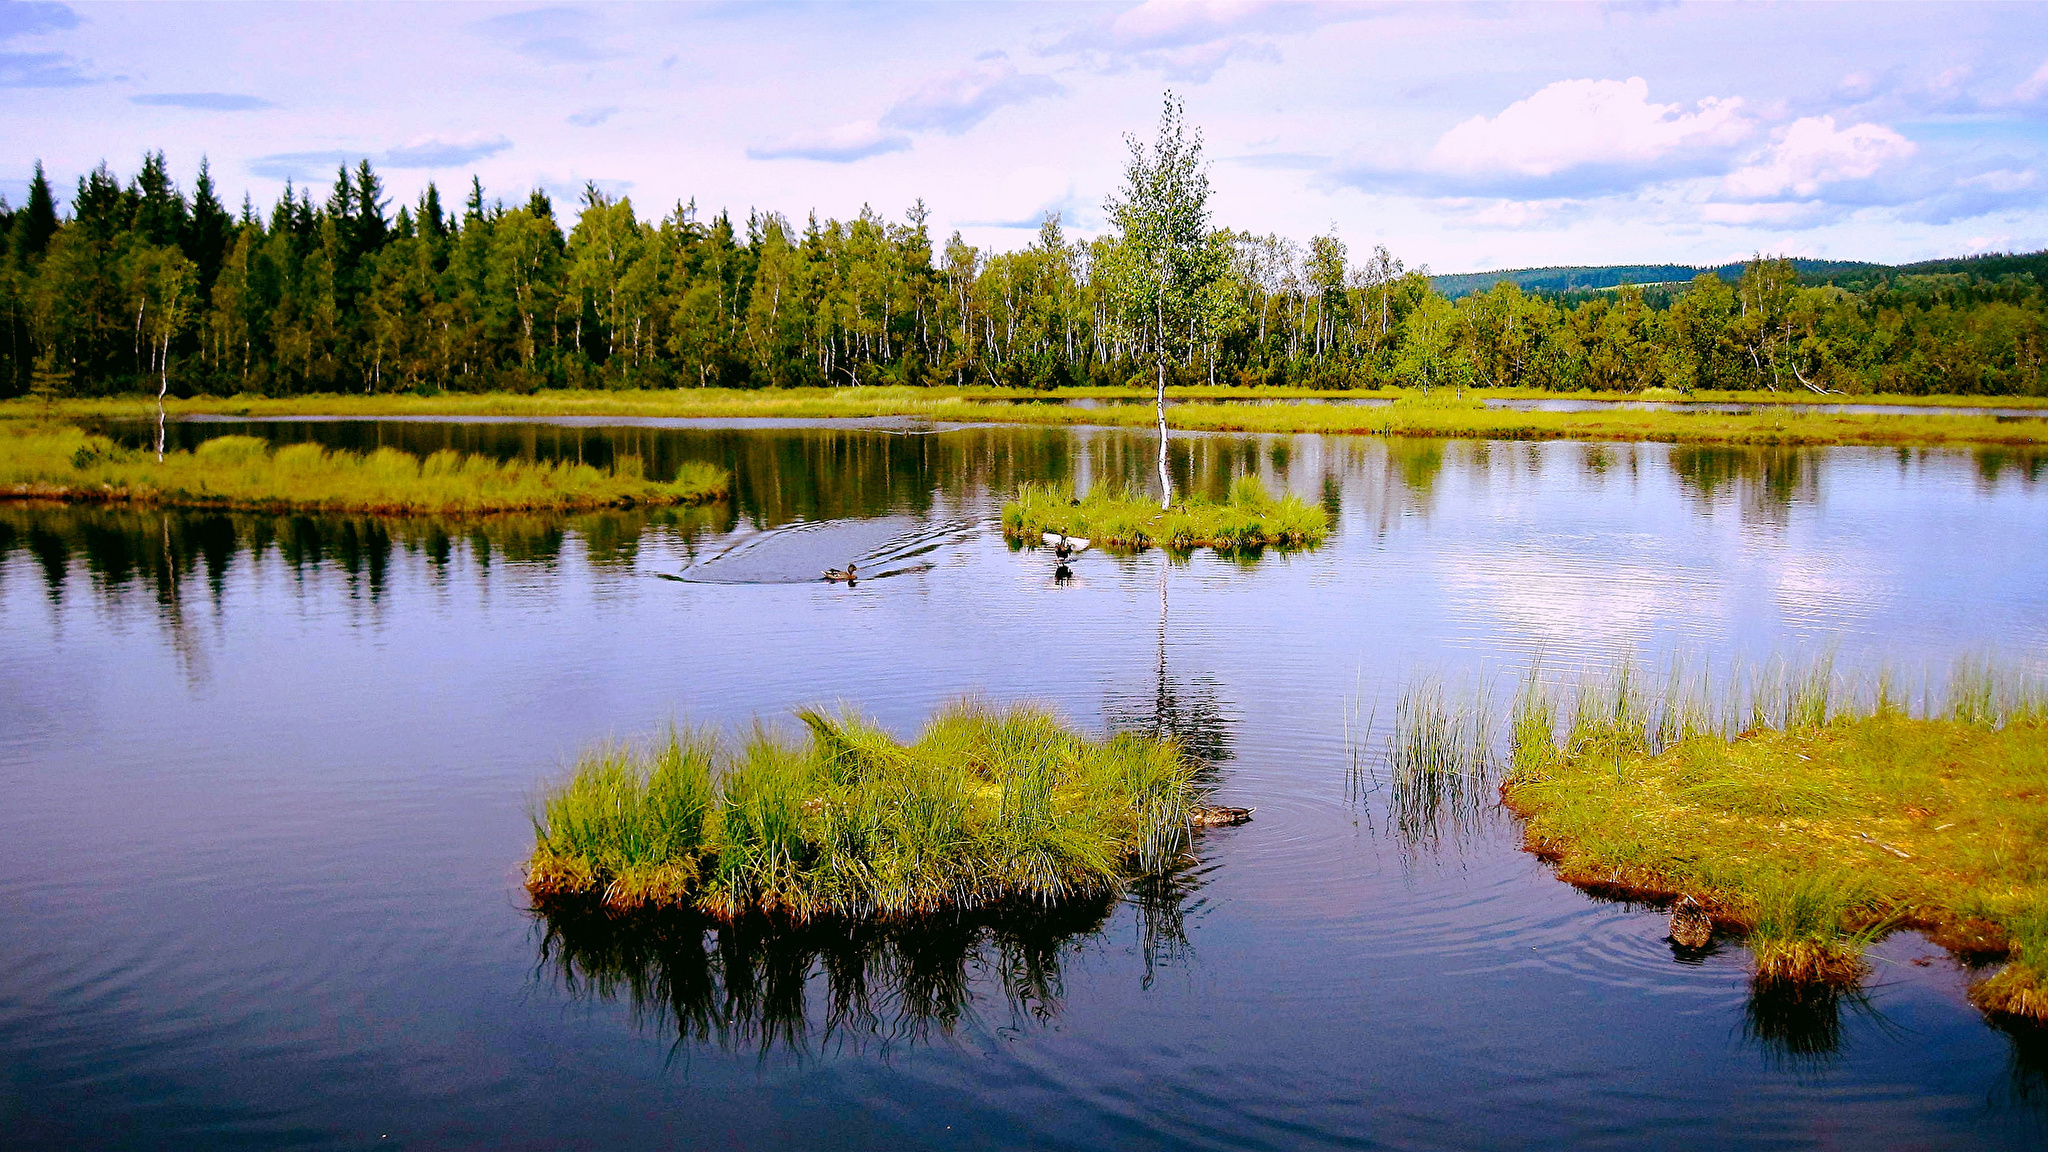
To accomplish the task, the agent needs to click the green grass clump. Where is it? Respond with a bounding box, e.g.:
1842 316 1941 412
1501 658 2048 1018
527 701 1198 922
0 423 728 514
1002 477 1329 551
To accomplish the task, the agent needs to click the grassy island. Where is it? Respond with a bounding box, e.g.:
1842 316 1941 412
526 702 1197 922
0 423 728 515
1501 664 2047 1021
1002 477 1329 551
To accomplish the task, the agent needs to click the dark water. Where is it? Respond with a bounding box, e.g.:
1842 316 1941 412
6 420 2048 1149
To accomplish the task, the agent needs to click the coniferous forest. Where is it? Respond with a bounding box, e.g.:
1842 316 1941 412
1 152 2044 400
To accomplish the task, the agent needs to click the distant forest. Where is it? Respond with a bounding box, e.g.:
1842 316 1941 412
1 153 2043 398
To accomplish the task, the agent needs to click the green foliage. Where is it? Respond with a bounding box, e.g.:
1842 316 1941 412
0 150 2042 401
1097 93 1238 372
527 701 1199 921
0 422 728 513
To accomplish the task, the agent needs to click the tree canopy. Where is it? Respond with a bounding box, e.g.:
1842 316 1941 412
0 149 2042 401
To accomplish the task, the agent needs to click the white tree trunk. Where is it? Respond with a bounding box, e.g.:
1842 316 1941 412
1156 356 1171 510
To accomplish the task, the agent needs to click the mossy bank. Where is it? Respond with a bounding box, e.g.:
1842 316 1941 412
1501 662 2048 1022
0 423 728 515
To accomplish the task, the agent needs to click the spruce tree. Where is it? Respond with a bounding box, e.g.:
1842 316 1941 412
16 161 59 258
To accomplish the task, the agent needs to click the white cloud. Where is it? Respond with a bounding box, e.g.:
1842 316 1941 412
881 57 1061 135
1698 201 1846 229
746 120 911 164
1720 116 1914 199
1097 0 1326 50
1047 0 1349 80
1961 168 2039 194
2014 58 2048 103
1427 77 1751 178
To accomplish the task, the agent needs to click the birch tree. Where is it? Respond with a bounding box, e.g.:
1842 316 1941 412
1099 92 1234 508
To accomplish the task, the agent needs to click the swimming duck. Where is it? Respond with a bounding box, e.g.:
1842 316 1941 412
1041 531 1091 559
822 563 858 583
1188 805 1254 827
1668 895 1712 949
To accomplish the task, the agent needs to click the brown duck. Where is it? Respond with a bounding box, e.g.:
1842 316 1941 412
1189 805 1254 827
1669 895 1713 948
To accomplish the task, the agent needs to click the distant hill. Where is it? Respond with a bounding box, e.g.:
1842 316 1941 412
1430 253 2044 299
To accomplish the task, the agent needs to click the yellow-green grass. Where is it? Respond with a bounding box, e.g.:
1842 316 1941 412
8 385 2046 447
0 423 728 515
1503 662 2048 1020
1002 476 1329 551
526 701 1197 922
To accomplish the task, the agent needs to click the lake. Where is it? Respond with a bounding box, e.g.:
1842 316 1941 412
4 418 2045 1148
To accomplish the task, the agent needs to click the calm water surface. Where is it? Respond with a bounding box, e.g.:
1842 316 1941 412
5 420 2047 1149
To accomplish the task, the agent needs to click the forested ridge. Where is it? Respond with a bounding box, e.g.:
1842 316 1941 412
1 153 2044 400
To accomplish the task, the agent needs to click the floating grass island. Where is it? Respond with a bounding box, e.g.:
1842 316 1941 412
1500 662 2048 1022
1002 477 1328 551
0 423 728 515
526 702 1199 922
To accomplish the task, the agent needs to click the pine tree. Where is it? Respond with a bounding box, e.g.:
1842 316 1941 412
16 161 59 258
188 158 233 296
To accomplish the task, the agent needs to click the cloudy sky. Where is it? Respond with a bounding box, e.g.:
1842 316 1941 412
4 0 2046 273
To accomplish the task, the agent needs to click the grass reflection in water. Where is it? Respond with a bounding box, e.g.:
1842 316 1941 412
531 866 1199 1057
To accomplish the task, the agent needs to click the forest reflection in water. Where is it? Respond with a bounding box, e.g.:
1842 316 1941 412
97 415 2047 537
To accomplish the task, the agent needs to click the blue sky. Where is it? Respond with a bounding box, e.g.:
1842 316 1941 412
3 0 2046 273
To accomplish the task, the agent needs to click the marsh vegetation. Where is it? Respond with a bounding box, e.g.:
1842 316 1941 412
1500 657 2048 1020
527 702 1198 922
1002 476 1328 550
0 422 729 513
16 386 2048 449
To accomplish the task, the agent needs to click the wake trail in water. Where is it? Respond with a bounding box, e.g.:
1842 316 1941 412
660 514 989 584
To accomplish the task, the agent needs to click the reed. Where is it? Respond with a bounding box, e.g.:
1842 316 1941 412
1001 476 1329 550
0 423 728 514
527 700 1198 922
1501 655 2048 1018
1389 678 1496 837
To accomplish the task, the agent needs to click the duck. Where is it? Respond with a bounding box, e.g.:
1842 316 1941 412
1188 804 1254 827
1668 895 1713 949
1041 531 1091 559
822 563 858 583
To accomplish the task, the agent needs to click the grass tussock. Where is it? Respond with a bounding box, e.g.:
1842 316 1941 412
1001 476 1329 551
527 700 1198 922
1501 655 2048 1019
12 386 2047 448
0 423 728 514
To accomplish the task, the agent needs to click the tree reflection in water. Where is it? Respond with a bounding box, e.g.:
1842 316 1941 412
531 870 1200 1060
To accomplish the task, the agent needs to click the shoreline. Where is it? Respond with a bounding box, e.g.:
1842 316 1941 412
9 387 2048 448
